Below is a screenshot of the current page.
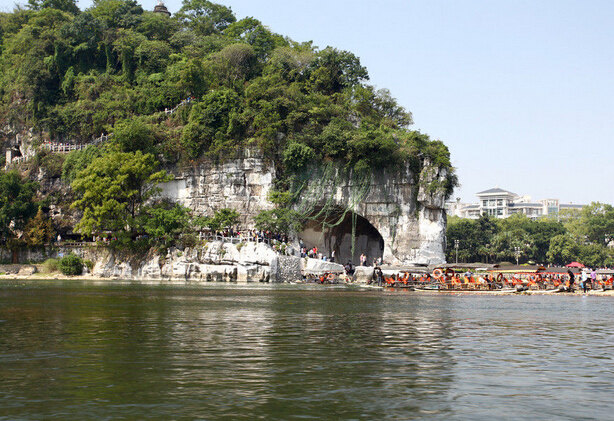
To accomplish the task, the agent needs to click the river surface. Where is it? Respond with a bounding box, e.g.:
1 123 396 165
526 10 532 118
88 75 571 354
0 281 613 420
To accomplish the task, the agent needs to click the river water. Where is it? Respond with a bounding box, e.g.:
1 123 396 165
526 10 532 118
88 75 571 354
0 281 612 420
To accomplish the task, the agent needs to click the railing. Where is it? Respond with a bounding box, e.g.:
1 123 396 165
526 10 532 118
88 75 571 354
5 97 189 168
58 241 98 247
41 142 88 153
204 234 272 245
164 98 194 115
203 234 296 256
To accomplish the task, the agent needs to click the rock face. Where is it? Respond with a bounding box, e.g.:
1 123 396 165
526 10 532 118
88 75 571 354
90 241 282 282
160 149 275 227
161 152 448 265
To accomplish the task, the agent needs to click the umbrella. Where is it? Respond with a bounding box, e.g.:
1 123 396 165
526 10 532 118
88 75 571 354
565 261 585 268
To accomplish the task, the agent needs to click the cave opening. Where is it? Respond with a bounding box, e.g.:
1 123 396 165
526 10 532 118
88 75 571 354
299 207 384 265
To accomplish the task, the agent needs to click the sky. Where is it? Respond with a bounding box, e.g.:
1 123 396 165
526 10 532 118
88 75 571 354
5 0 614 205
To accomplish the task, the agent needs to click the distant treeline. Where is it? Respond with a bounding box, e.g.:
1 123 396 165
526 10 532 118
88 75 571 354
447 205 614 267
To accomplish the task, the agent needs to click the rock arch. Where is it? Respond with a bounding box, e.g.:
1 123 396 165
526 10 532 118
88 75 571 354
300 207 384 265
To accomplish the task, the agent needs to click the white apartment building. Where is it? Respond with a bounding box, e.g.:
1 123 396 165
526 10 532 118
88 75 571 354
446 188 585 220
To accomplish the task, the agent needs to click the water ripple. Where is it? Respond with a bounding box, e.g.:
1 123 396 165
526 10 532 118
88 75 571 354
0 283 612 419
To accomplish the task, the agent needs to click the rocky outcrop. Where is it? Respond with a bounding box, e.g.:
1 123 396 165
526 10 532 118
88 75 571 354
91 241 283 282
160 152 448 265
160 149 275 226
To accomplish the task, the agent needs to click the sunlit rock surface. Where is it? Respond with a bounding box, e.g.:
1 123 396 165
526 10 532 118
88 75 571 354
160 154 448 265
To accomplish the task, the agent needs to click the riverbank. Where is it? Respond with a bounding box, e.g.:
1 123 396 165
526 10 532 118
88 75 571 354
3 272 614 296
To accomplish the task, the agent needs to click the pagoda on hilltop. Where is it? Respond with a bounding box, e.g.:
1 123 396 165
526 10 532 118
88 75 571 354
153 0 171 16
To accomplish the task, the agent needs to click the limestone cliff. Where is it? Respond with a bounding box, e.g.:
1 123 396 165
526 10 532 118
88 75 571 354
160 152 448 265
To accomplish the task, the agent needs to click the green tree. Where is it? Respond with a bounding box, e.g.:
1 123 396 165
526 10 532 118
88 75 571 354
181 87 241 158
88 0 143 29
446 215 498 263
309 47 368 94
283 142 315 172
28 0 80 15
546 234 579 265
568 202 614 246
112 117 155 153
137 11 178 41
62 145 104 182
0 171 38 242
175 0 236 36
71 151 171 237
23 207 55 246
197 207 240 231
254 208 302 235
141 202 190 247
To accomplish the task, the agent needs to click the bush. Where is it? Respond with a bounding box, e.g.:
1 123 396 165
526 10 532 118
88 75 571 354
42 258 59 273
59 254 83 276
84 259 95 271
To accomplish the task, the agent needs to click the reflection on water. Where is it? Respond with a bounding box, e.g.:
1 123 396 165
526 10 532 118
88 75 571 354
0 282 613 420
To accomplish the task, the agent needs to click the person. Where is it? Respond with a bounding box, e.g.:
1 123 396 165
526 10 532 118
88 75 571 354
484 274 492 290
344 261 355 281
590 268 597 290
373 266 383 286
567 269 575 292
330 250 335 263
580 269 588 288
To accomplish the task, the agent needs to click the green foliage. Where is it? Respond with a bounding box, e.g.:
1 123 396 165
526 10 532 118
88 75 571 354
42 257 59 272
196 207 240 231
62 145 104 182
58 253 83 275
0 1 457 190
71 150 171 236
112 117 155 152
0 171 38 242
181 87 241 158
175 0 236 36
448 211 614 267
23 207 55 246
254 207 303 235
0 1 463 257
83 259 94 270
28 0 80 14
141 202 190 247
567 202 614 246
283 142 315 172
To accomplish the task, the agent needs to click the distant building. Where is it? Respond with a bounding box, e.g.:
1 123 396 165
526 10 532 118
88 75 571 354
446 188 585 220
153 0 171 16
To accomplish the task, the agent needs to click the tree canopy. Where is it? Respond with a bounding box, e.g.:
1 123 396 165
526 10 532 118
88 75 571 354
0 0 456 197
447 207 614 268
71 150 170 236
0 0 461 254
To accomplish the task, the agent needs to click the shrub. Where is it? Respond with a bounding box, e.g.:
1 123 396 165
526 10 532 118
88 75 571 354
59 254 83 276
83 259 95 271
42 258 59 273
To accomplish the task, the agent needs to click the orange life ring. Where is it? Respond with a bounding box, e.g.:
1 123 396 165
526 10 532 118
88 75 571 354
327 273 336 281
433 268 443 279
497 273 503 282
445 268 455 277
